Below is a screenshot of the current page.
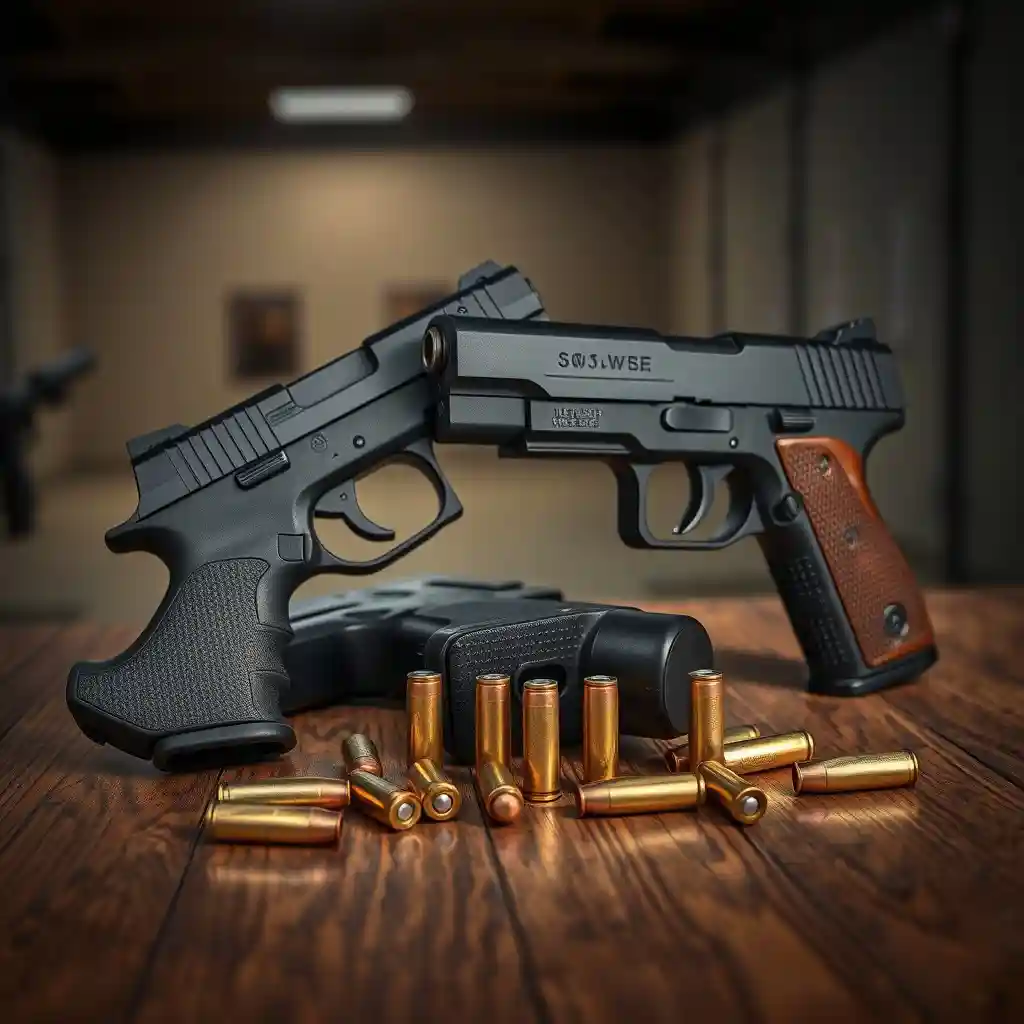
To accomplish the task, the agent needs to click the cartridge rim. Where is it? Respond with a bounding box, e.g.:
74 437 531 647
408 669 442 681
733 785 768 824
689 669 722 681
905 749 920 782
423 781 461 821
803 731 815 761
388 794 422 830
216 783 227 802
792 762 807 794
476 673 511 684
584 674 617 687
523 678 558 690
571 779 586 816
695 772 707 805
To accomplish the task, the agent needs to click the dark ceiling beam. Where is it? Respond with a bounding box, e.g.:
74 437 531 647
10 38 691 84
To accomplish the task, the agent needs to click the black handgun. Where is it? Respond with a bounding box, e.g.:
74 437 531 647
285 577 713 765
66 262 546 771
1 348 95 537
422 315 938 697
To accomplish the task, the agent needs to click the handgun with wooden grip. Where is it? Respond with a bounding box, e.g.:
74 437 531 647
423 314 937 697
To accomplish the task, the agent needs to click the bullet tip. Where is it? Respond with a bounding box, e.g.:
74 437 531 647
491 792 522 823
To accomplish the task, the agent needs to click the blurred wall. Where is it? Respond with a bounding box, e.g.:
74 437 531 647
1 131 70 478
61 146 671 466
966 0 1024 581
667 10 951 574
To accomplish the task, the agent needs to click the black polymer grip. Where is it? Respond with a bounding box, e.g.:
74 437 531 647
68 558 296 771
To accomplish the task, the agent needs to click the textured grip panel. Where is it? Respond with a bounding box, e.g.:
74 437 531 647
444 612 596 763
72 559 290 735
776 437 934 667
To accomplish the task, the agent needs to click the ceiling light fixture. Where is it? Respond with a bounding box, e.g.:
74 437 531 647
269 87 414 123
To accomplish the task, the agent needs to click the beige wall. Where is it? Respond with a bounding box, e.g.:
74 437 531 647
62 146 671 466
667 128 713 336
805 13 949 566
3 131 70 479
723 88 793 335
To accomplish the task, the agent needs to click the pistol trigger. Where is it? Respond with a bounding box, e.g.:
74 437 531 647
674 465 731 536
313 480 396 542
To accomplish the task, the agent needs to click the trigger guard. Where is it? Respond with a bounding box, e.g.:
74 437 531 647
314 482 396 541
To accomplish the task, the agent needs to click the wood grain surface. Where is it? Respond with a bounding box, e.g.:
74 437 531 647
0 590 1021 1024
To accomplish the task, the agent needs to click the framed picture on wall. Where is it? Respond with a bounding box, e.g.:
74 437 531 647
384 283 452 326
227 290 301 380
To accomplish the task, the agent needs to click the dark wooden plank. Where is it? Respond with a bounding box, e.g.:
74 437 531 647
482 745 878 1023
0 623 110 742
642 592 1024 1021
881 590 1024 787
0 623 65 685
131 706 540 1024
651 590 1024 787
0 626 221 1023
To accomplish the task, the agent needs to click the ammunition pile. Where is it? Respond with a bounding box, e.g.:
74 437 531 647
203 663 919 845
204 669 464 845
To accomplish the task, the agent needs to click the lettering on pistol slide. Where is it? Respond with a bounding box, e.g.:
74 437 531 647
551 406 602 430
557 351 653 374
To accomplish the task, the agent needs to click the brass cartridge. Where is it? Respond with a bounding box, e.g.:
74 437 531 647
350 770 422 830
407 758 462 821
668 730 813 775
664 724 761 772
582 675 619 783
723 731 814 775
521 678 561 803
216 777 350 810
475 673 511 769
406 669 444 768
699 760 767 825
792 751 919 795
204 802 341 845
688 669 725 767
477 759 524 824
342 733 383 776
573 773 706 818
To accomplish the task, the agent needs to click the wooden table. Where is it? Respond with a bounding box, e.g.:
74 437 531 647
1 590 1022 1024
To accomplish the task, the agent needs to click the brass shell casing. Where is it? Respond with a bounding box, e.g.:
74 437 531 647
477 759 524 824
350 770 422 830
342 733 383 776
582 675 619 783
574 773 706 818
792 751 919 794
522 679 562 803
722 731 814 775
689 670 725 767
216 777 350 810
407 758 462 821
664 724 761 772
699 760 767 825
407 669 444 768
475 673 511 769
204 803 341 845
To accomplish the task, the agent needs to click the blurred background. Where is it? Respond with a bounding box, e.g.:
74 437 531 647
0 0 1020 623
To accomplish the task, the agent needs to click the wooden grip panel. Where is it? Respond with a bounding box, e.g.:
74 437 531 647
775 437 934 668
